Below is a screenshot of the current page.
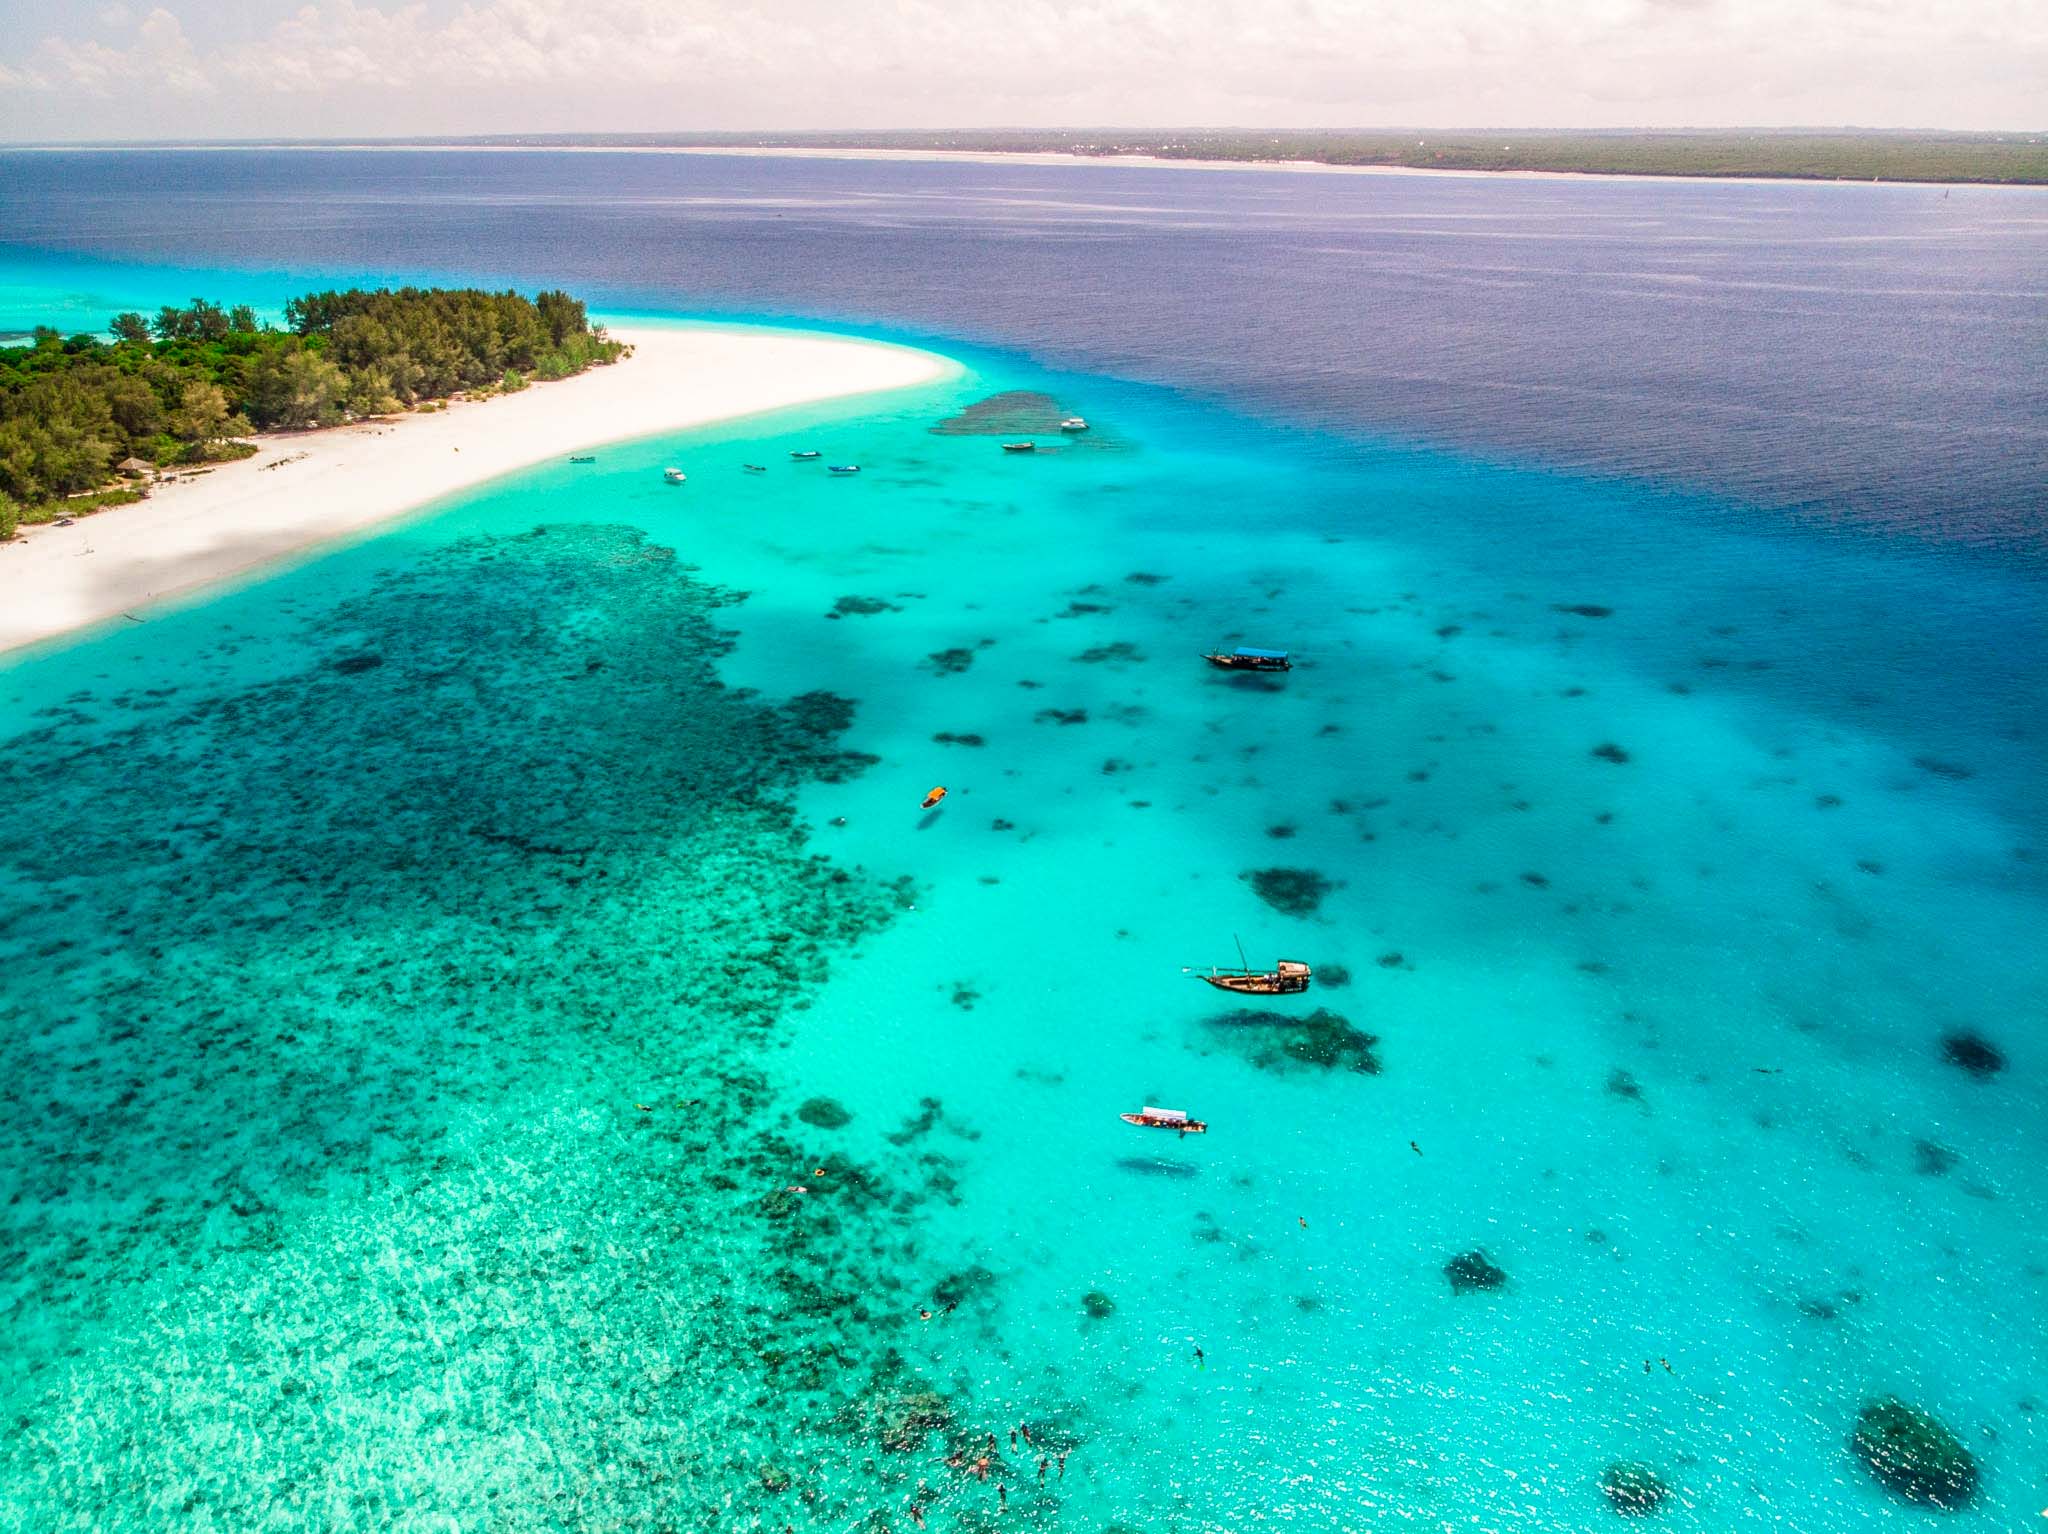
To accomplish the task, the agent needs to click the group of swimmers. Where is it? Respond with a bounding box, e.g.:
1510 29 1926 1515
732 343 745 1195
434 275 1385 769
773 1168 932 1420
913 1426 1069 1524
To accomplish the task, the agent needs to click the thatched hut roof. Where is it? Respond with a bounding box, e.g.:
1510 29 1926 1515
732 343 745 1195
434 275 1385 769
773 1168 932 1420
116 457 155 476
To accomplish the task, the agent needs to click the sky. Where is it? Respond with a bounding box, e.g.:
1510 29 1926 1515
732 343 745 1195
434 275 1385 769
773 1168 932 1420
0 0 2041 142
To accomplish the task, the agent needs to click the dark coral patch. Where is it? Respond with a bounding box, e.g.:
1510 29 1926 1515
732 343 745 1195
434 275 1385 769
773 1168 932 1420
1444 1249 1508 1293
1035 708 1088 726
796 1096 852 1129
329 653 383 674
1207 1006 1380 1075
828 595 899 618
1599 1462 1667 1515
1242 867 1336 916
1851 1397 1978 1509
1074 642 1144 664
1555 604 1615 619
1592 743 1631 764
1913 757 1974 781
1081 1290 1116 1319
933 732 985 747
927 647 977 674
1942 1031 2006 1079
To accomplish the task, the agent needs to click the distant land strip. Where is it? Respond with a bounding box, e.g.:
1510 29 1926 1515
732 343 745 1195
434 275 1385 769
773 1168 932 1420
25 129 2047 185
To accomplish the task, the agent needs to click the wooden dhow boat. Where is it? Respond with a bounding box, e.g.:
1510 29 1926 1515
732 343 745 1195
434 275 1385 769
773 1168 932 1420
1120 1105 1207 1134
1202 646 1291 673
1190 937 1311 995
790 449 822 460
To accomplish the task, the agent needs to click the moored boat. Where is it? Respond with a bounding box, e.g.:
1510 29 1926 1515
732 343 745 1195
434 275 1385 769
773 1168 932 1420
1000 442 1036 453
743 463 767 472
828 463 861 475
791 449 822 460
663 467 687 484
920 785 948 809
569 454 597 463
1202 647 1291 672
1196 958 1311 995
1059 417 1088 432
1120 1106 1207 1134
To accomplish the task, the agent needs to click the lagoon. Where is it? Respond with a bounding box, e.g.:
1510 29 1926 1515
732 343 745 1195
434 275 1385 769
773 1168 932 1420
0 150 2043 1531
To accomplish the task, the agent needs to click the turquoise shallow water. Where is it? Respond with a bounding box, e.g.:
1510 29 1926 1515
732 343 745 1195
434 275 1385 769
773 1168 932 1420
1 306 2044 1531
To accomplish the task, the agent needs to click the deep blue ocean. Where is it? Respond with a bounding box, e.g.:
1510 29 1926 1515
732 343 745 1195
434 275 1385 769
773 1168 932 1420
0 149 2043 1532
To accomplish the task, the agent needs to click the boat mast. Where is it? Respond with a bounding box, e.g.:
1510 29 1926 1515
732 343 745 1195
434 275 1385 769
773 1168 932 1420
1235 933 1250 975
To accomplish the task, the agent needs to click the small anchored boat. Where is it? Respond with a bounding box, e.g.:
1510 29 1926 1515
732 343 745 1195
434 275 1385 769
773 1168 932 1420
569 454 597 463
1193 948 1312 995
742 463 767 472
1120 1106 1207 1134
1202 647 1291 673
920 785 948 810
663 467 687 484
828 463 861 475
1059 417 1088 432
791 450 822 460
1000 442 1036 453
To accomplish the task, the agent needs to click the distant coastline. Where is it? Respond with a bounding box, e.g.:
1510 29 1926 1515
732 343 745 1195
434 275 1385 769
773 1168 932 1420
11 129 2046 186
0 322 953 656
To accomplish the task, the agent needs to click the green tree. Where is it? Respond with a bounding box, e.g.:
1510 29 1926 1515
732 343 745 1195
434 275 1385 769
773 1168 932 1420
245 342 348 429
228 304 259 334
110 312 151 345
0 488 18 541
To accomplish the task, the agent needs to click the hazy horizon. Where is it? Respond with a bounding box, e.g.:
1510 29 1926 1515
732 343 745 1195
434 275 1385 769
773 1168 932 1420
2 0 2040 144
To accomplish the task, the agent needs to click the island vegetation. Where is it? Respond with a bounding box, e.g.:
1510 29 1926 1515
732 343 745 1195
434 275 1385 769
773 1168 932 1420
425 128 2048 185
0 286 621 538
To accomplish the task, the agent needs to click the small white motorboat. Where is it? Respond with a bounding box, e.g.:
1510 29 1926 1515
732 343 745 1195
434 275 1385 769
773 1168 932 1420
828 464 861 475
663 467 687 484
1059 417 1089 432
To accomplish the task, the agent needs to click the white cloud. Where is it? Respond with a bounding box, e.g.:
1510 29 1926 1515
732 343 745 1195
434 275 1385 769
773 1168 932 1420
2 0 2043 137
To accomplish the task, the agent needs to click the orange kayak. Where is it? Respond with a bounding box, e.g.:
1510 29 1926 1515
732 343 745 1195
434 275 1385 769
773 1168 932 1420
921 786 948 810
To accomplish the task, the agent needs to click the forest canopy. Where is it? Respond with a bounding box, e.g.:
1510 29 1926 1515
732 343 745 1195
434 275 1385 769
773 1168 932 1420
0 286 621 525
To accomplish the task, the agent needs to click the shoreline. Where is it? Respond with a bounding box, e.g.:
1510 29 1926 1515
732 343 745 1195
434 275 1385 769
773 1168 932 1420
0 322 954 657
11 141 2040 189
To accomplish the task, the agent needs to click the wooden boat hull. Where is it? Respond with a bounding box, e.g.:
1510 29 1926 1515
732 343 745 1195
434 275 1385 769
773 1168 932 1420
1199 972 1310 995
1121 1113 1207 1133
1203 653 1291 672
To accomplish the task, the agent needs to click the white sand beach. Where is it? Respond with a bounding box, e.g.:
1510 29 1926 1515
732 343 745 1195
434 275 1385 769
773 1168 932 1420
0 323 952 656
